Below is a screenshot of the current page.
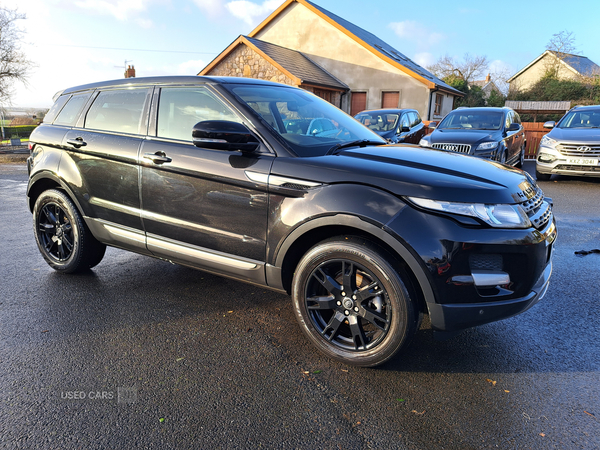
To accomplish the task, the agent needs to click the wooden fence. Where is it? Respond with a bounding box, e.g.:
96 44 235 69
522 122 551 159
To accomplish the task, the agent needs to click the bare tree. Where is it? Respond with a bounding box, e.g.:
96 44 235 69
427 53 490 83
0 8 33 104
544 30 578 78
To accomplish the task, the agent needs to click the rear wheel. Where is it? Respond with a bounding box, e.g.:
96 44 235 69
516 144 525 168
33 189 106 273
291 236 419 367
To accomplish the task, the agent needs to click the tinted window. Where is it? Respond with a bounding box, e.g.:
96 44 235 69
157 87 240 141
85 89 148 134
54 93 92 126
400 114 410 129
409 111 421 127
45 95 71 124
513 112 521 124
438 111 503 130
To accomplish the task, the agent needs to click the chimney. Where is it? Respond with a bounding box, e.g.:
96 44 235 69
485 73 491 83
125 65 136 78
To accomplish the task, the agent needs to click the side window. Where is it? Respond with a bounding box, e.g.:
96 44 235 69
45 95 71 124
399 114 410 129
53 93 92 126
85 89 148 134
513 112 521 124
409 111 421 127
157 87 240 141
505 112 512 129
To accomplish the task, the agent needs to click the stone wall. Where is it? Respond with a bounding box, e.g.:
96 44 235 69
207 45 297 86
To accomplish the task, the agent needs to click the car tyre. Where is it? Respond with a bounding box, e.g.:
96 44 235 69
535 170 551 181
33 189 106 273
516 144 525 168
291 236 419 367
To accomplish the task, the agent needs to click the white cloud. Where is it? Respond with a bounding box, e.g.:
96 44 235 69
225 0 281 26
177 59 207 75
74 0 150 21
413 52 435 68
192 0 225 17
389 20 444 49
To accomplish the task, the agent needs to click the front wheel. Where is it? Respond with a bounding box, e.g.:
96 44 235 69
516 144 525 168
535 169 551 181
291 237 419 367
33 189 106 273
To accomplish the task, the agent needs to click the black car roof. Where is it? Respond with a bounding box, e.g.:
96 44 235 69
59 76 291 96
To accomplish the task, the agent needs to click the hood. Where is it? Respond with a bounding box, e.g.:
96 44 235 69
429 128 498 145
272 145 534 205
548 127 600 143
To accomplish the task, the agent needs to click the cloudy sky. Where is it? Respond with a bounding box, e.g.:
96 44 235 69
5 0 600 108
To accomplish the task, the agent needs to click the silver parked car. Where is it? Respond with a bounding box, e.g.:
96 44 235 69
536 105 600 181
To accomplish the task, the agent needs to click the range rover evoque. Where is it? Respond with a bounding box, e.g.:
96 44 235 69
27 76 557 367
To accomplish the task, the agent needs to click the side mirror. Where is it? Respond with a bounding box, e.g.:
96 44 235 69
192 120 260 153
428 122 438 129
507 123 520 132
399 126 410 133
543 121 555 129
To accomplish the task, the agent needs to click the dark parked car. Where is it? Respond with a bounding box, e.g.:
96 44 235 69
27 76 556 367
419 107 526 166
354 108 426 144
535 104 600 181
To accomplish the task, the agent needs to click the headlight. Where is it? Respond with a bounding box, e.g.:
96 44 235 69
540 135 557 147
419 138 431 147
538 152 557 163
408 197 532 229
476 141 498 150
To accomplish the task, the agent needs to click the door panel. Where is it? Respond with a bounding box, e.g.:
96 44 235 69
140 140 272 263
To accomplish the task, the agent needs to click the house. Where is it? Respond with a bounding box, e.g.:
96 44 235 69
199 0 463 121
508 50 600 92
470 73 501 100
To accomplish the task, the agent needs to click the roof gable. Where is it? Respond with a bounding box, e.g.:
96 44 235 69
248 0 462 96
199 35 348 90
509 50 600 82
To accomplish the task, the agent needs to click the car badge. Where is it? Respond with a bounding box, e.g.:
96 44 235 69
578 146 591 153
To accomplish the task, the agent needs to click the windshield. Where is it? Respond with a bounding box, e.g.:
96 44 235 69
355 112 399 133
228 84 385 156
557 109 600 128
438 110 504 130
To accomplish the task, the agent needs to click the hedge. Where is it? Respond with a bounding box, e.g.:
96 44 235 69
1 125 38 139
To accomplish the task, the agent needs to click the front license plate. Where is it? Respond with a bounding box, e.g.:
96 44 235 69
567 157 599 165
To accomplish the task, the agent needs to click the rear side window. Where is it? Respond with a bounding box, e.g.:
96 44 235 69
157 87 240 141
53 93 92 126
85 89 148 134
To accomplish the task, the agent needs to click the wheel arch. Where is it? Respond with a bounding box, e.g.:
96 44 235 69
268 214 435 314
27 172 84 215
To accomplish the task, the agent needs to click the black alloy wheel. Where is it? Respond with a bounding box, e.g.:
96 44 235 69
292 237 418 367
33 189 106 273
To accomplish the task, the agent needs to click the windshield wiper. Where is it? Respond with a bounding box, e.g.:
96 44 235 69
327 139 384 155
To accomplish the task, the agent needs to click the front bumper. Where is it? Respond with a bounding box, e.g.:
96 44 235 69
536 146 600 177
428 260 552 333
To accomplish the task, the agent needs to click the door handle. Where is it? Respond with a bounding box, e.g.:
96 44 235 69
66 137 87 148
143 152 172 164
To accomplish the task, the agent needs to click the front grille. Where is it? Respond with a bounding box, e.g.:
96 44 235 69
555 164 600 172
519 187 551 230
557 143 600 157
469 254 502 271
432 143 471 154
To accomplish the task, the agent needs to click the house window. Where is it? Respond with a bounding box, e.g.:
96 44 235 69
434 93 443 116
351 92 367 116
381 92 399 109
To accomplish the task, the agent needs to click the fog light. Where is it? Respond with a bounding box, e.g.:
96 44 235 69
538 153 557 163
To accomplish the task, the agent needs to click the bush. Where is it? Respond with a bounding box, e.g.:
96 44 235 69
2 125 37 139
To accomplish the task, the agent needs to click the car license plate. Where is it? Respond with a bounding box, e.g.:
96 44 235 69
566 158 599 165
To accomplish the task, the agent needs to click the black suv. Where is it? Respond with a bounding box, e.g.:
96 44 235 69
420 107 526 167
27 77 556 367
354 108 426 144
